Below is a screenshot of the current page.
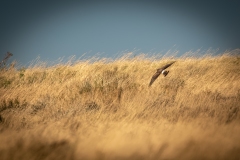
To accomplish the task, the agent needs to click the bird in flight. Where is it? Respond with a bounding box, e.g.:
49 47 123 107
149 62 175 86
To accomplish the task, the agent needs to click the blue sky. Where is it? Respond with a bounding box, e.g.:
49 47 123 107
1 0 240 66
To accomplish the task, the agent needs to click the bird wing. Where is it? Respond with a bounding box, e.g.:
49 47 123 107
158 61 175 70
149 71 161 86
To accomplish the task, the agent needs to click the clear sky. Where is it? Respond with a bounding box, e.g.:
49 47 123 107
1 0 240 66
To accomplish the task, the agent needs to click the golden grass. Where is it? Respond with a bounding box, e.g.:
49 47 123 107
0 51 240 160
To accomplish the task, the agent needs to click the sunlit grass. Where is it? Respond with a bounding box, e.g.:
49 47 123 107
0 50 240 160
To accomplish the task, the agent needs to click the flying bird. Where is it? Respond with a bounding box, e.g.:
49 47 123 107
149 62 175 86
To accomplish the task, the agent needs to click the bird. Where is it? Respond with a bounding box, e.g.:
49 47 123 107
149 62 175 86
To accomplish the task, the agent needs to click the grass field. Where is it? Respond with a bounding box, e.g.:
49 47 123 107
0 51 240 160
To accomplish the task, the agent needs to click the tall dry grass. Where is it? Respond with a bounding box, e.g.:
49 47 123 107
0 51 240 160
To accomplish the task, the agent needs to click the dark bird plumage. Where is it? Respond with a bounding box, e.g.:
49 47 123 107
149 62 175 86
